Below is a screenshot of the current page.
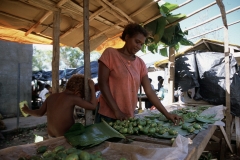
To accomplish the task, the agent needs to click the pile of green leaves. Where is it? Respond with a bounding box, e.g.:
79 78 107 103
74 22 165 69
106 106 219 139
64 122 125 149
143 1 194 56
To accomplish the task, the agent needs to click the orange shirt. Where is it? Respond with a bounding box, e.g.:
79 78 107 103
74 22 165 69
98 48 147 119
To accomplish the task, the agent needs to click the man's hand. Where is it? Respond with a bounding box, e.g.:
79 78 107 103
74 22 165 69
22 104 30 114
165 113 183 125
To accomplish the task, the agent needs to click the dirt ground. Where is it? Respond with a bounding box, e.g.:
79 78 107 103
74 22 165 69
0 124 240 160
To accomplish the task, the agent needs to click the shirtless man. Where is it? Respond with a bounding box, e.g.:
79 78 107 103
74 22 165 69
22 74 97 137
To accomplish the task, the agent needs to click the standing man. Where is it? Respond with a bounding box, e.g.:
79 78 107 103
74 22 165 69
39 84 51 102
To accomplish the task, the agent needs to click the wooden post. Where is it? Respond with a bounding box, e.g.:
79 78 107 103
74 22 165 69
83 0 92 125
168 47 175 104
52 9 61 94
216 0 232 142
235 117 240 155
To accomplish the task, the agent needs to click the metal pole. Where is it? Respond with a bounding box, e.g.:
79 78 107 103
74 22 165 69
17 63 20 129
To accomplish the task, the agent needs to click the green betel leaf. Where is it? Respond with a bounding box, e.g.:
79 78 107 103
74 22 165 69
141 44 147 53
154 17 166 43
162 2 179 12
148 44 158 53
166 14 186 24
160 48 168 57
158 1 179 17
179 38 194 46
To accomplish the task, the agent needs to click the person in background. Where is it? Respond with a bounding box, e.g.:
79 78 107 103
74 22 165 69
39 84 51 102
157 76 164 92
22 74 97 137
95 23 182 124
149 78 155 91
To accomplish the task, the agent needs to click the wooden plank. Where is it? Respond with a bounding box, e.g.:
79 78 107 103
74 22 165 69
83 0 93 125
235 117 240 155
52 10 61 94
168 47 175 104
219 126 233 153
185 125 217 160
216 0 232 141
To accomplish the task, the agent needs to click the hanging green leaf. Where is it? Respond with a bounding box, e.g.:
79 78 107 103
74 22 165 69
158 2 179 17
166 14 186 24
160 48 168 57
148 44 158 53
179 38 194 46
141 44 147 53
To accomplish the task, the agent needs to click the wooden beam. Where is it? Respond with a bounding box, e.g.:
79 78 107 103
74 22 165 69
219 126 233 153
235 117 240 155
96 0 128 23
168 47 175 105
101 0 135 23
185 125 217 160
75 22 123 47
25 11 52 36
83 0 93 125
25 0 70 36
52 9 61 94
130 0 161 17
203 40 212 51
216 0 232 143
185 5 240 31
60 0 123 39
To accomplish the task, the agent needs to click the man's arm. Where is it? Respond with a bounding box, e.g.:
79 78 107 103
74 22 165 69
22 101 47 117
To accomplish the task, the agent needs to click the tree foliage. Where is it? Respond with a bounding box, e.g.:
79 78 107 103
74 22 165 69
32 46 101 71
32 47 52 71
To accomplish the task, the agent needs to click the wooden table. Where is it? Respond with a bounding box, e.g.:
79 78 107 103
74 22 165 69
0 125 217 160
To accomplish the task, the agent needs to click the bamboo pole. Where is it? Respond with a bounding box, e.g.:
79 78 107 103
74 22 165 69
188 20 240 40
168 47 175 104
216 0 232 143
52 9 61 94
83 0 93 125
165 1 217 29
185 6 240 32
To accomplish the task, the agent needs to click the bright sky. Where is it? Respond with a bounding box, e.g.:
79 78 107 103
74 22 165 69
167 0 240 45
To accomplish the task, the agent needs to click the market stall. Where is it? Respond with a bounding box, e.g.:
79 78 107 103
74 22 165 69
0 104 226 160
0 0 237 158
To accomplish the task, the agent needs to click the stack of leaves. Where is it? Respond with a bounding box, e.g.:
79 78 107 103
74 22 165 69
64 122 125 149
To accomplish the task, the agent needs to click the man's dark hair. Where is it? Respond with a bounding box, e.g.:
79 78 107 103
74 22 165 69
45 84 51 89
120 23 148 41
158 76 163 80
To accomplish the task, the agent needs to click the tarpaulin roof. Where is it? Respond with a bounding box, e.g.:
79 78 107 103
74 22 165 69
0 0 166 50
32 60 98 81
